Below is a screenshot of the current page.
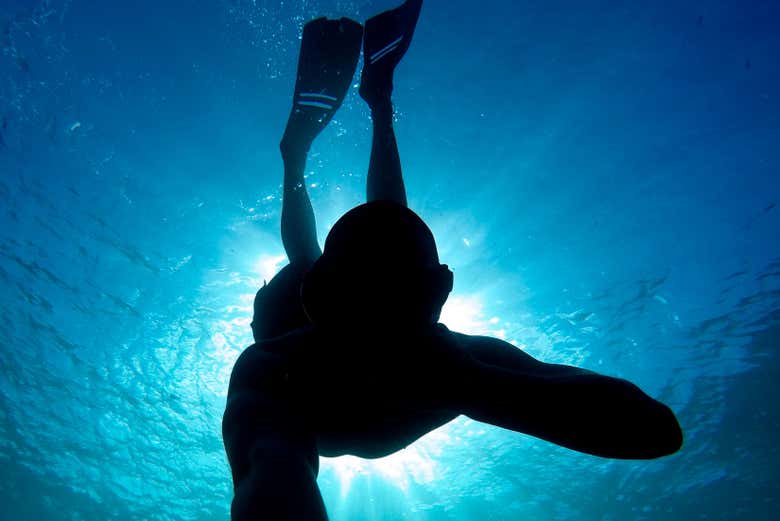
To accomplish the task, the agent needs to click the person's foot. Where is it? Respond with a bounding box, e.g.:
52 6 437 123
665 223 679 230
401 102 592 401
359 0 423 109
280 17 363 156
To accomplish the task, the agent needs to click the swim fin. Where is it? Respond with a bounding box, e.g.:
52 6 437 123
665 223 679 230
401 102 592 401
360 0 423 106
281 17 364 153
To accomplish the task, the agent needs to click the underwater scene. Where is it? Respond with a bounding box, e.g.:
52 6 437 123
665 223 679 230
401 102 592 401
1 0 779 519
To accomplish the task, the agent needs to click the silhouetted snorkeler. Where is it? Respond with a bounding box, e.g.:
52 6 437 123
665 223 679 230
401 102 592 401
223 1 683 520
249 0 416 343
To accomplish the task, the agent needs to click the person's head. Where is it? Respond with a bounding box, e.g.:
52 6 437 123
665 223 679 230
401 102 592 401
301 201 453 333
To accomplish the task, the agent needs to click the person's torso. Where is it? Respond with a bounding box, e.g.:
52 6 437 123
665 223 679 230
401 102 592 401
238 325 460 458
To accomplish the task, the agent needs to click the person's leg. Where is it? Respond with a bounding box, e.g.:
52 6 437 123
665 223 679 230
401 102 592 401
279 17 363 265
361 0 423 208
279 146 320 265
365 99 406 207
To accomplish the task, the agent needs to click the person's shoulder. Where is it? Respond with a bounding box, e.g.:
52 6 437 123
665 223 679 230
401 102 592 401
228 328 314 396
437 323 545 370
431 323 486 347
436 323 510 348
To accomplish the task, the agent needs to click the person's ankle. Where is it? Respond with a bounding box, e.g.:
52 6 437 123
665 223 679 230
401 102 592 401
360 73 393 109
279 133 310 160
370 98 394 118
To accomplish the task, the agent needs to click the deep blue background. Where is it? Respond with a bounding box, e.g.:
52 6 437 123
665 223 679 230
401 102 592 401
1 0 779 519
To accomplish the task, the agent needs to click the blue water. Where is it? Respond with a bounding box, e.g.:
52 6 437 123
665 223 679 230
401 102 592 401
1 0 778 519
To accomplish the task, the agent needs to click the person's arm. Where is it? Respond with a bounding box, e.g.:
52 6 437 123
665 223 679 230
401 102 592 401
223 346 328 521
456 334 683 459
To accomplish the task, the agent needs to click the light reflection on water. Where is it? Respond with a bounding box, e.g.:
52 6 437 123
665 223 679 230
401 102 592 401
1 0 779 519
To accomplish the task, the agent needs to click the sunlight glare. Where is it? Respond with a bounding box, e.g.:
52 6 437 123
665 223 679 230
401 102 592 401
440 293 495 335
321 428 451 495
254 253 287 284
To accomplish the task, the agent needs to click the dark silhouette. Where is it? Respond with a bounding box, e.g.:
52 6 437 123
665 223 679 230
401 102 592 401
223 1 683 519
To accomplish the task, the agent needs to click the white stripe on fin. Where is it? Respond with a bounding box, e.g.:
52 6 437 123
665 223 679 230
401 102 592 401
370 35 404 61
371 43 400 64
299 92 338 102
297 100 334 110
